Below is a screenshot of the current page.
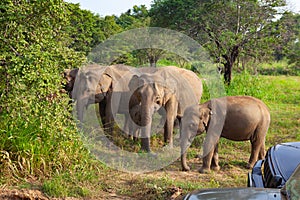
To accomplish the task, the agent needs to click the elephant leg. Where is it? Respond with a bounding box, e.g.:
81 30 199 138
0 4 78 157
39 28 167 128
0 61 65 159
199 148 214 173
248 137 262 169
211 143 220 171
258 143 265 160
163 98 177 148
122 113 130 137
133 128 140 141
248 141 260 169
98 100 107 128
248 128 267 169
104 96 114 134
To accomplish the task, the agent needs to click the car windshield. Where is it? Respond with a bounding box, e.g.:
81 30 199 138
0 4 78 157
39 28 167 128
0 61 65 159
282 164 300 199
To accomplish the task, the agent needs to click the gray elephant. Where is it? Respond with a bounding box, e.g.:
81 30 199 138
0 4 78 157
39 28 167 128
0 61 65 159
180 96 270 173
128 66 203 152
73 64 136 132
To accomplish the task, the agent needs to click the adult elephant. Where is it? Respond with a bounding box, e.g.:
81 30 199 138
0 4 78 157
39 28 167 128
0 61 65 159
73 64 135 131
128 66 203 152
180 96 270 173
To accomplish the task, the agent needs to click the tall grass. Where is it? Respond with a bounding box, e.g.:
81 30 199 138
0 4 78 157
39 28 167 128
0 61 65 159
0 98 107 197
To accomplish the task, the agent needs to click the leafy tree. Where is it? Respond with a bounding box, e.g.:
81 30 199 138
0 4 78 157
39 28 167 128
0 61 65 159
64 3 105 54
272 12 300 61
0 0 87 179
280 13 300 66
115 5 166 67
150 0 287 84
117 5 151 29
99 15 123 38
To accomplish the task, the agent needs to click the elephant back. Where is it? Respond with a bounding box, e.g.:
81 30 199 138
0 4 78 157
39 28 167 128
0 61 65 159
157 66 202 116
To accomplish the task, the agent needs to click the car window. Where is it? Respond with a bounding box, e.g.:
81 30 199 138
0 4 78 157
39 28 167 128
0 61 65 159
282 164 300 199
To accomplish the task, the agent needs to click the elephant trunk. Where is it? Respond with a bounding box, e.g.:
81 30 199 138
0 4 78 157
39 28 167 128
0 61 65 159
76 96 89 126
180 129 191 171
181 151 190 171
140 98 153 152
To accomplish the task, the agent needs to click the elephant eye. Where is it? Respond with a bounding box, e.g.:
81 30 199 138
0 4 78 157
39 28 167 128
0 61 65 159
189 123 196 129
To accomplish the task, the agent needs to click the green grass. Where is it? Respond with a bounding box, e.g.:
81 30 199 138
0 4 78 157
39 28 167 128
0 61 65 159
0 65 299 199
257 60 300 76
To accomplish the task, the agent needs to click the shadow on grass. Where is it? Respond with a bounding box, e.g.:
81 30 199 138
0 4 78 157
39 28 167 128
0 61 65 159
219 160 248 170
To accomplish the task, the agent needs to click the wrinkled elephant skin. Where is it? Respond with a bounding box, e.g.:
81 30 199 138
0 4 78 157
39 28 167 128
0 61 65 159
180 96 270 173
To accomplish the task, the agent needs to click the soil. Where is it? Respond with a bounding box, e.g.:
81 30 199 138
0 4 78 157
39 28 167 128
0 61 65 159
0 189 50 200
0 189 134 200
0 151 249 199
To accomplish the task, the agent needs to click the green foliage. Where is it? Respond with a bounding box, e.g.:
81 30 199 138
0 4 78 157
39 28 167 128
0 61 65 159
115 6 165 67
64 3 104 54
117 5 151 29
0 0 94 185
274 12 300 62
257 60 300 76
225 72 273 100
42 169 98 197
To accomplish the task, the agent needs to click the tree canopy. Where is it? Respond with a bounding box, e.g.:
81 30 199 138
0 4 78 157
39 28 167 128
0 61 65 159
150 0 288 84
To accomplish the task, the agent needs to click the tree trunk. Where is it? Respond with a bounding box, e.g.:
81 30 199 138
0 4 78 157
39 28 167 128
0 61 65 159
223 45 239 85
224 61 233 85
149 56 156 67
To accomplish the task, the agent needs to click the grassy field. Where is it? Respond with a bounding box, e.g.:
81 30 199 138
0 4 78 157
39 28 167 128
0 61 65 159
1 70 299 199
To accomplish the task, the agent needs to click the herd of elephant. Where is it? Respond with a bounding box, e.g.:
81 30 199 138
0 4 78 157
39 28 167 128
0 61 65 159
63 64 271 173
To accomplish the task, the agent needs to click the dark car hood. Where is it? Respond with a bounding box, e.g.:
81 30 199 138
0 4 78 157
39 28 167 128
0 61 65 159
271 142 300 182
184 188 281 200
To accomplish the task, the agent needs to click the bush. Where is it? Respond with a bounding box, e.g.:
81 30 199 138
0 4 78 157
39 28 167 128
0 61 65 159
0 0 94 185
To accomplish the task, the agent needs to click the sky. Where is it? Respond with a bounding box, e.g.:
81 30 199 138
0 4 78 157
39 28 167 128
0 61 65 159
64 0 300 16
64 0 153 16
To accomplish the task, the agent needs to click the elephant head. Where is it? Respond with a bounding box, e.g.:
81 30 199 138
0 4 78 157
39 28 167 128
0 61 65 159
63 68 78 99
73 64 108 123
129 72 176 152
180 103 213 171
73 64 134 127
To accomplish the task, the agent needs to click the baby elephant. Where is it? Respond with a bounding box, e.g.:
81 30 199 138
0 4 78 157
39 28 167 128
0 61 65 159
180 96 270 173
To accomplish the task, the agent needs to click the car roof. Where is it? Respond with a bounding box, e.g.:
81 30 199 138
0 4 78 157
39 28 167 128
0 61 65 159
270 142 300 182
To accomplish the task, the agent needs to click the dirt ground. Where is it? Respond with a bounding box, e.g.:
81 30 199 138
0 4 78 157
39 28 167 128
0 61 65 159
0 154 249 200
0 189 135 200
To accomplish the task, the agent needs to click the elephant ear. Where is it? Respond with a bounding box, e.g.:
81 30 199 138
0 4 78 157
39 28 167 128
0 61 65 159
199 106 212 127
69 68 79 79
128 74 140 91
98 73 112 93
63 68 78 83
153 82 164 105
